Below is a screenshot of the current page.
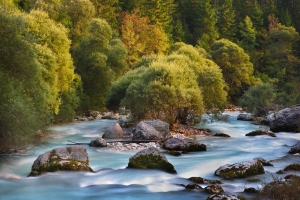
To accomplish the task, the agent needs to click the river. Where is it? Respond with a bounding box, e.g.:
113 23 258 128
0 112 299 200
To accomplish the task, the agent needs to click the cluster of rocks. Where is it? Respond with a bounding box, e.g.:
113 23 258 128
107 142 160 151
75 111 127 121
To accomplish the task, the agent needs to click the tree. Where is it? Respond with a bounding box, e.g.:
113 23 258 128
107 62 204 123
239 83 276 116
210 39 260 103
120 11 168 68
217 0 236 41
73 18 127 111
238 16 257 54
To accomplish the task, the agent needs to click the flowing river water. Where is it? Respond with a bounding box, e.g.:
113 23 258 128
0 112 299 200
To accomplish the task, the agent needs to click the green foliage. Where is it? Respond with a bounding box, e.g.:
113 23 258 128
74 18 127 111
238 16 257 54
217 0 236 41
210 39 260 103
239 83 276 116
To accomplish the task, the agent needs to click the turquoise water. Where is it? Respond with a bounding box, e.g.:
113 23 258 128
0 112 299 200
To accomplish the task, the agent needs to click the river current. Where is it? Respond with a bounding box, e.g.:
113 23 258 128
0 112 299 200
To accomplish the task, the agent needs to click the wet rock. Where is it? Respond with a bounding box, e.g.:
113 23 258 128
185 183 203 190
244 187 258 193
169 150 181 156
162 137 206 152
215 159 265 179
254 157 273 166
89 138 107 147
288 141 300 154
127 147 177 174
204 185 224 194
28 145 93 177
144 119 170 138
268 105 300 132
245 130 276 137
189 177 222 184
213 133 231 137
283 163 300 171
284 174 300 179
133 122 163 140
103 122 124 139
237 113 254 121
206 194 240 200
108 142 160 151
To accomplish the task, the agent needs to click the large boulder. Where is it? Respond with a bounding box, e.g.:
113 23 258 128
132 122 163 140
288 141 300 154
162 137 206 152
89 138 107 147
215 159 265 179
237 113 254 121
127 147 177 174
102 122 124 139
144 119 170 138
268 105 300 132
28 145 93 177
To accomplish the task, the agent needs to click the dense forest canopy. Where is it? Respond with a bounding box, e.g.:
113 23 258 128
1 0 300 155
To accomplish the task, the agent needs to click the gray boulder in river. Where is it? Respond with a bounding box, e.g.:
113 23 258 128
215 159 264 179
162 137 206 152
127 147 177 174
288 141 300 154
28 145 93 177
237 113 254 121
144 119 170 138
102 122 124 139
89 138 107 147
207 194 240 200
132 121 163 140
268 105 300 132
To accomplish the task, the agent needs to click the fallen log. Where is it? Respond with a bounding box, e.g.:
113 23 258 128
67 139 162 145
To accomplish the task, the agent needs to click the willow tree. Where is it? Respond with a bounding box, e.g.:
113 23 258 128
210 39 260 103
107 62 204 123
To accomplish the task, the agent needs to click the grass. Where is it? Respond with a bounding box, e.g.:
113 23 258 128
251 175 300 200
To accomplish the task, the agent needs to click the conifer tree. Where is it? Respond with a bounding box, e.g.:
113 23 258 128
217 0 236 41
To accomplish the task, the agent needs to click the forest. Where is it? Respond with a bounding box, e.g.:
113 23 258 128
0 0 299 155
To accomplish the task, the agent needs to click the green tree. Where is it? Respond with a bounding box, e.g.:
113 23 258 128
217 0 236 41
239 83 276 116
238 16 257 54
107 62 204 123
73 18 127 111
210 39 260 103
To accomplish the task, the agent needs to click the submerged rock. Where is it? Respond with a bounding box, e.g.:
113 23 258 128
188 177 222 184
268 105 300 132
127 147 177 174
245 130 276 137
283 163 300 171
28 145 93 177
133 122 163 140
89 138 107 147
215 159 265 179
185 183 203 190
213 133 231 137
288 141 300 154
162 137 206 152
204 185 224 194
102 122 124 139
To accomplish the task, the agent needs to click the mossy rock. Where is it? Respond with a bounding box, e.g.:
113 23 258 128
127 147 177 174
185 183 203 190
215 159 265 179
245 130 276 137
186 143 206 152
283 163 300 171
28 146 93 177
